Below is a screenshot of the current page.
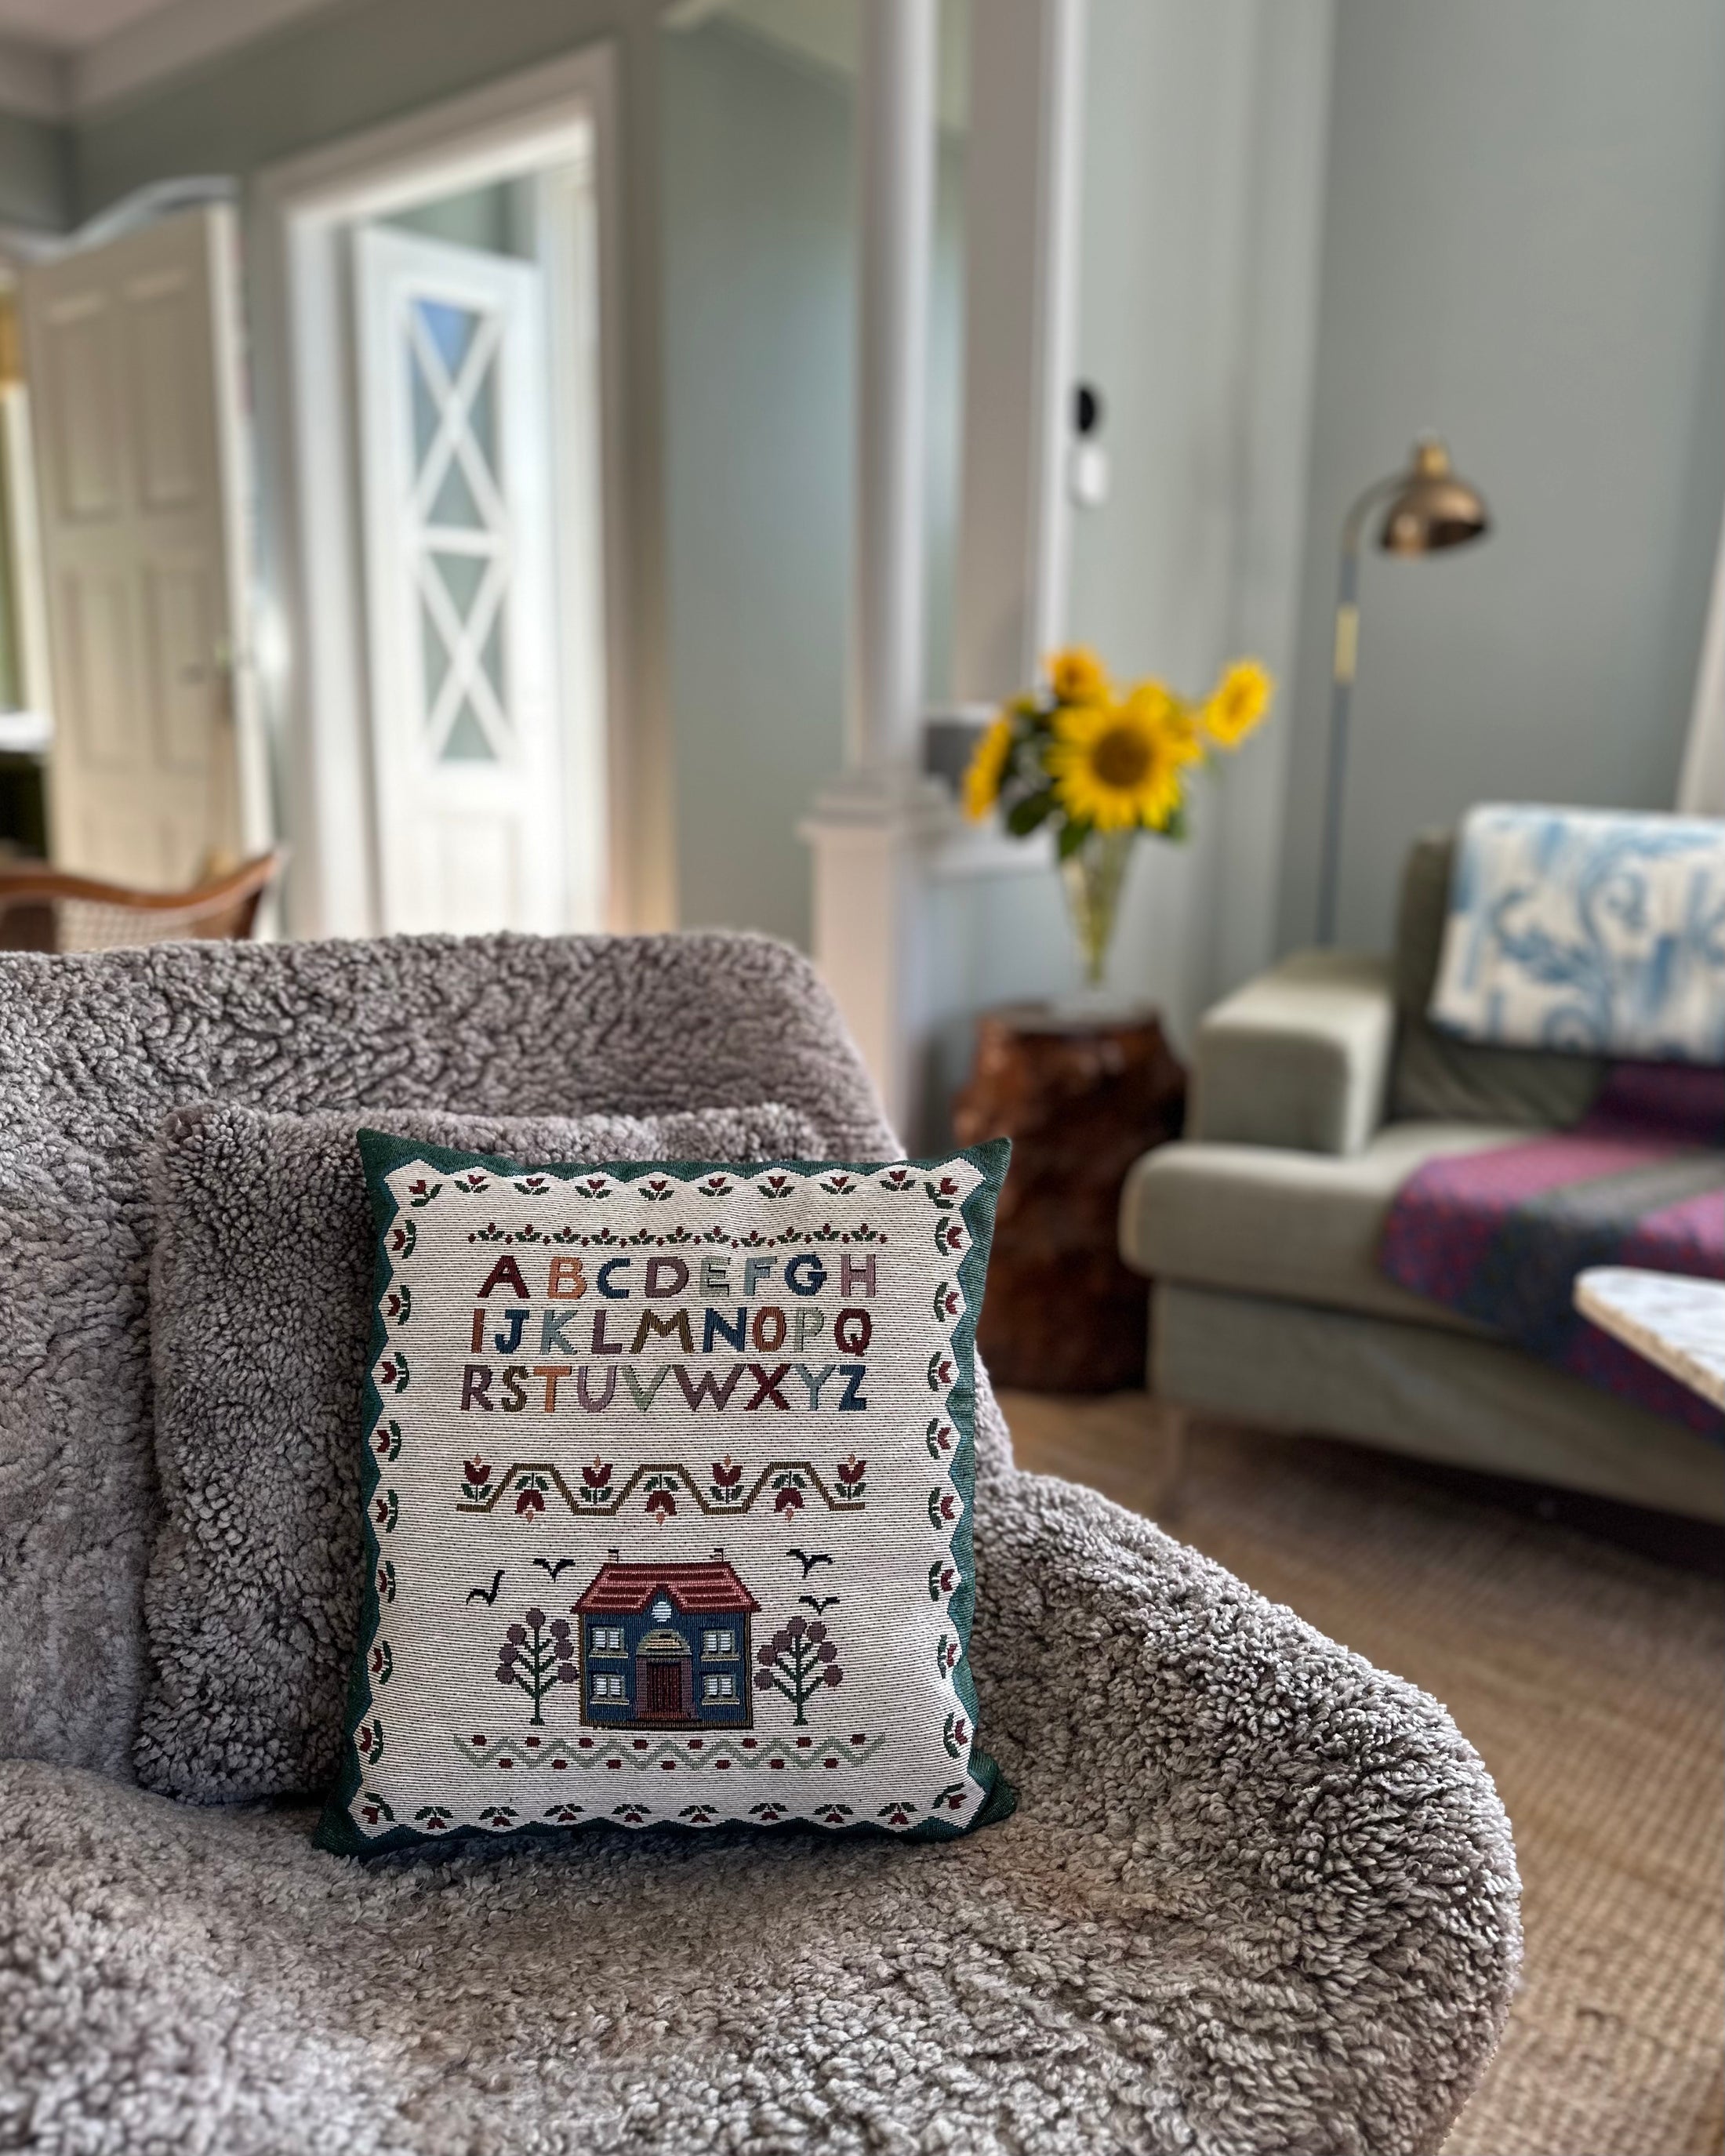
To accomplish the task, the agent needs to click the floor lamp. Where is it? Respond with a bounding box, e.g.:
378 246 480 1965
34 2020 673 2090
1316 435 1491 943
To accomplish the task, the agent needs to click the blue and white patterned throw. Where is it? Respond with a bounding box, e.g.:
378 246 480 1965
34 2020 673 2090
1429 804 1725 1062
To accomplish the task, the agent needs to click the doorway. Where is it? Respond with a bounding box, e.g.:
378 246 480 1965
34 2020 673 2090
3 203 273 897
355 198 565 932
636 1631 695 1722
259 52 620 940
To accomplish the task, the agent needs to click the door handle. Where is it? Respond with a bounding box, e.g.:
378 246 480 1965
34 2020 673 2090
181 642 237 722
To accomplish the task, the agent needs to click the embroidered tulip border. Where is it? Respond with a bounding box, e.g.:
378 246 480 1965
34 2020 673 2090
316 1133 1015 1857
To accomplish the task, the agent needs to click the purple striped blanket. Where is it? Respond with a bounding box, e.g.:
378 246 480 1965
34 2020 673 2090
1378 1063 1725 1436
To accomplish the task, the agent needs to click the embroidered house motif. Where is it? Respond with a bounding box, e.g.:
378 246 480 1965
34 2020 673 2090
576 1551 759 1729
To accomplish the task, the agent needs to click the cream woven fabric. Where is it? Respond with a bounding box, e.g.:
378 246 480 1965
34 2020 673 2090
316 1131 1011 1853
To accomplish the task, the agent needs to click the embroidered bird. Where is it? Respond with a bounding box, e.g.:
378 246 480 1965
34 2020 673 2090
533 1557 578 1581
786 1548 833 1577
798 1594 840 1616
466 1570 505 1606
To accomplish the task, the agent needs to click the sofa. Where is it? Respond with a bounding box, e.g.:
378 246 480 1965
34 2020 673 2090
1123 835 1725 1524
0 929 1519 2154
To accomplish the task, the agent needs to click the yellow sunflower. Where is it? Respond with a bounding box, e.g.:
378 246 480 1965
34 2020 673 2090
1202 659 1273 747
1147 685 1204 765
1046 688 1190 832
1046 645 1112 706
963 713 1017 821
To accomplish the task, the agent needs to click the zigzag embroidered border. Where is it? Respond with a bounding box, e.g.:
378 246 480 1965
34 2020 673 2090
456 1457 866 1516
452 1730 887 1771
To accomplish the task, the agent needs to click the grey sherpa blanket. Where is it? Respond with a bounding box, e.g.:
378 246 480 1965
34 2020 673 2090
0 931 1520 2154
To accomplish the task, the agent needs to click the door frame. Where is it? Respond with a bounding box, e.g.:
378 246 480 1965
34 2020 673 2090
253 46 634 939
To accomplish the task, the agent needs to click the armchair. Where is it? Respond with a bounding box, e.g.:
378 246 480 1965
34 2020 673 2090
0 927 1518 2154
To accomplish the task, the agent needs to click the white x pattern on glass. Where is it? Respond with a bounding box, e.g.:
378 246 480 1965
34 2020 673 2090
404 296 514 764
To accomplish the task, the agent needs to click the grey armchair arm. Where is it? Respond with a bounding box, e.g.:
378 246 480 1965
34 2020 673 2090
1190 949 1396 1156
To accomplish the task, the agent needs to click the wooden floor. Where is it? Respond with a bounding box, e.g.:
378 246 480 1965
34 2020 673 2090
1000 1390 1725 2156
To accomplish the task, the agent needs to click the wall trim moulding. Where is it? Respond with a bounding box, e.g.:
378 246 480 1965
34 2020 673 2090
801 768 1058 1138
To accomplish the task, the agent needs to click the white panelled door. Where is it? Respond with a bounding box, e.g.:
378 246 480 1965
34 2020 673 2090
20 205 268 886
353 226 564 935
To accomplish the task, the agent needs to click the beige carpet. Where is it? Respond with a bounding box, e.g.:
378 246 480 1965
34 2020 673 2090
1000 1391 1725 2156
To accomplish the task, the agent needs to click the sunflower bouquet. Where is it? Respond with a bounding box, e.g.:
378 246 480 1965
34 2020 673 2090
963 647 1272 985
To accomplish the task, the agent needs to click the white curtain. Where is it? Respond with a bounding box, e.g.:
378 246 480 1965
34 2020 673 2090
1677 496 1725 814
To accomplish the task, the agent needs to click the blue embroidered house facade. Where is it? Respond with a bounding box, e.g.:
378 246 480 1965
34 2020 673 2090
574 1550 759 1729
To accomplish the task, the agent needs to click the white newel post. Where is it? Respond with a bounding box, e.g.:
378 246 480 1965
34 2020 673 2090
803 0 942 1138
954 0 1085 702
803 0 1085 1142
849 0 935 775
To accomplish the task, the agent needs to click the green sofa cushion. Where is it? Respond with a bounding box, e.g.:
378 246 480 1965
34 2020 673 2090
1121 1120 1528 1328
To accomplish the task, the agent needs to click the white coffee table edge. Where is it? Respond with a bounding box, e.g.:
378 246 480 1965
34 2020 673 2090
1574 1266 1725 1410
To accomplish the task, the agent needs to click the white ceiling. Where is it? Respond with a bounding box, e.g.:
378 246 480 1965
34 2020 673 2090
0 0 176 51
0 0 349 118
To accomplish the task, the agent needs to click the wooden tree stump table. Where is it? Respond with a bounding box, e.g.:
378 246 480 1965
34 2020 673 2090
951 1004 1186 1392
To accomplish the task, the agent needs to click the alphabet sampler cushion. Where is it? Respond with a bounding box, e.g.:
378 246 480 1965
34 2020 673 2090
314 1131 1015 1854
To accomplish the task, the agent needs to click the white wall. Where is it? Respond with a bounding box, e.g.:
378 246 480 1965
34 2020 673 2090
1278 0 1725 949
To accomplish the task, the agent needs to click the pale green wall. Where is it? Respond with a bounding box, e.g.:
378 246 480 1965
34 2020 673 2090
1063 0 1288 1038
1070 0 1266 695
662 20 853 947
0 110 71 230
917 0 1331 1101
662 15 965 947
1277 0 1725 949
385 179 534 259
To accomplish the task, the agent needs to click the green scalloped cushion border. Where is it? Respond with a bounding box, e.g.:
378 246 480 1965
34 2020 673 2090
314 1131 1016 1860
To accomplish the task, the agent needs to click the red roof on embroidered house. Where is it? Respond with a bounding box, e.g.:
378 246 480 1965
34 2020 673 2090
573 1559 761 1616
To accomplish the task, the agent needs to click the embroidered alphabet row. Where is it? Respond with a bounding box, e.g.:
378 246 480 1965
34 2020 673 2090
456 1356 873 1414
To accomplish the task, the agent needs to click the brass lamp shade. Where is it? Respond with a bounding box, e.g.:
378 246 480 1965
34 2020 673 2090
1374 437 1490 555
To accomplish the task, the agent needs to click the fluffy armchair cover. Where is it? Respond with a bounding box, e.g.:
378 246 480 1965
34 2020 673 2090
0 933 1519 2156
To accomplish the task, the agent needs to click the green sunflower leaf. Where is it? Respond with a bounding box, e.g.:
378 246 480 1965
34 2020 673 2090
1007 790 1055 837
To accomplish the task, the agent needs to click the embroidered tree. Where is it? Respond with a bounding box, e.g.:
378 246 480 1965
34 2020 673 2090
496 1607 578 1726
757 1616 843 1726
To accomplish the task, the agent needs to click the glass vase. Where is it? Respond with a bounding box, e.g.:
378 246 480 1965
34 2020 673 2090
1059 826 1135 989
